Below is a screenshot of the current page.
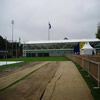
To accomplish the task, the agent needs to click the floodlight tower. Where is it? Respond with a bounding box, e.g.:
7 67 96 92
11 20 14 57
5 36 7 64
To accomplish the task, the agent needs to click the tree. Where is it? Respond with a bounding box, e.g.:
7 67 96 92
0 35 5 50
64 37 68 40
96 28 100 39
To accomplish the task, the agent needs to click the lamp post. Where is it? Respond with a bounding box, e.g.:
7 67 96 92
11 20 14 57
5 36 7 65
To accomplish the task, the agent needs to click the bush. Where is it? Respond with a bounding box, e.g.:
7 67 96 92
0 54 4 58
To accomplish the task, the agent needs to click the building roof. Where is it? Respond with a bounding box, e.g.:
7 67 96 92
25 38 100 44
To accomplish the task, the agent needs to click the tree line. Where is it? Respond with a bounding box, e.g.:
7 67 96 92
96 28 100 39
0 35 22 58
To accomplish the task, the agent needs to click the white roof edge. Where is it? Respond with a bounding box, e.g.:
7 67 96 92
25 38 100 44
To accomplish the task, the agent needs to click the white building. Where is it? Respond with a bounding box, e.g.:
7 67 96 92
23 39 100 57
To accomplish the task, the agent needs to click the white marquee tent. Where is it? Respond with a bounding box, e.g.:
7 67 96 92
80 42 96 55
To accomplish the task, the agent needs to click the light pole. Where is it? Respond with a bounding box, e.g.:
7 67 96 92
5 36 7 65
11 20 14 57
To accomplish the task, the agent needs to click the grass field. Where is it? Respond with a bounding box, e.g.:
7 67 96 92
0 57 69 69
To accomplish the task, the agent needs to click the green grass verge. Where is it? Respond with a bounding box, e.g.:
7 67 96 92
0 56 69 62
71 60 100 100
0 57 69 69
0 63 49 93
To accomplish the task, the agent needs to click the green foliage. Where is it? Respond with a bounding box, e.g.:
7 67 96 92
0 53 12 59
0 35 11 50
0 36 6 50
0 35 22 58
0 54 4 58
64 37 68 40
96 28 100 39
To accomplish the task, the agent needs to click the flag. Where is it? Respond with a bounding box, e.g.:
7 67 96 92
48 22 51 29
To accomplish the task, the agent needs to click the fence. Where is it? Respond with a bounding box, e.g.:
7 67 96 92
66 54 100 88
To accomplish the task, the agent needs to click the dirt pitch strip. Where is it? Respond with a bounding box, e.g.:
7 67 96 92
0 61 93 100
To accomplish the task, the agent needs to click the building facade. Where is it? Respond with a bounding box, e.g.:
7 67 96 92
23 39 100 57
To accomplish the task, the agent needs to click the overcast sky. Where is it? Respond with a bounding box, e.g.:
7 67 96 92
0 0 100 42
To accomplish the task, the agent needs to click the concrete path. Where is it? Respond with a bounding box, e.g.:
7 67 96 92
42 61 93 100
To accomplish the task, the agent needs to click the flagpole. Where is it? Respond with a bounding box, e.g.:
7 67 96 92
48 28 50 40
48 22 51 40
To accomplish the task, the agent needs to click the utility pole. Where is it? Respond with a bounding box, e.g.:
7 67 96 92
11 20 14 57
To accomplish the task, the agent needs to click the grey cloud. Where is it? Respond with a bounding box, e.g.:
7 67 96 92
0 0 100 42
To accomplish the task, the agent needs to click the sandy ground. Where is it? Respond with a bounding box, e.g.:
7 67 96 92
42 61 93 100
0 61 93 100
0 61 50 90
0 62 40 78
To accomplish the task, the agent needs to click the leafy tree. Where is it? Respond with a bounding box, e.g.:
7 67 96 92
96 28 100 39
0 35 5 50
64 37 68 40
0 35 21 58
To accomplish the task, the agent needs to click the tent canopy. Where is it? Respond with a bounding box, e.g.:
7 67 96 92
80 42 95 55
81 42 94 50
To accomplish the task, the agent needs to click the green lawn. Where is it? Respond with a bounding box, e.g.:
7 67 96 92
0 56 69 62
0 56 70 69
